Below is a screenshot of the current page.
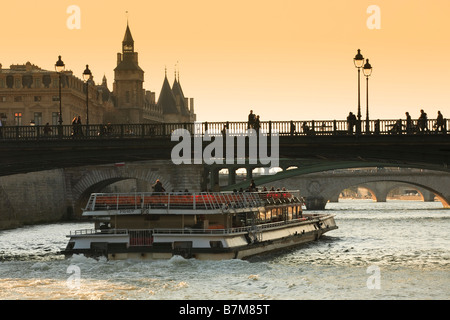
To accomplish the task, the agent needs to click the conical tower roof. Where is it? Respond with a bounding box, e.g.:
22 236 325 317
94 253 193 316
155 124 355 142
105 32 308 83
114 23 143 72
172 78 190 116
157 74 179 115
123 23 134 45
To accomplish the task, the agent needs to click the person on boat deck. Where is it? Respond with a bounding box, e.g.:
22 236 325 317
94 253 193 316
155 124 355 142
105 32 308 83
153 179 165 193
249 179 256 191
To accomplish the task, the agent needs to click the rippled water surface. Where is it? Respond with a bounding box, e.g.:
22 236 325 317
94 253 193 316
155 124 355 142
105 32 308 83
1 200 449 300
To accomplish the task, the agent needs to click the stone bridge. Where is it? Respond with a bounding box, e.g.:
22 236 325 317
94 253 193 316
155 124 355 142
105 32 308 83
220 167 450 210
64 161 205 215
1 160 449 230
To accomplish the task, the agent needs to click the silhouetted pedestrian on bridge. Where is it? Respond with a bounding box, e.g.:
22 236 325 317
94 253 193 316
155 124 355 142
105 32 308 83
435 111 445 133
254 115 260 132
389 119 403 135
71 116 83 137
43 123 52 136
302 122 313 135
248 110 255 129
418 109 428 133
405 112 413 134
347 112 356 134
290 120 296 136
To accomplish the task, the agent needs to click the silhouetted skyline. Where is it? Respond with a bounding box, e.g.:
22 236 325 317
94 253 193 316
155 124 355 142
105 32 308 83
1 0 448 122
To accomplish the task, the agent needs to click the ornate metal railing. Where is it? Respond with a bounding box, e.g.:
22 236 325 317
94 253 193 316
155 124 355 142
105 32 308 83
85 191 301 212
0 118 447 140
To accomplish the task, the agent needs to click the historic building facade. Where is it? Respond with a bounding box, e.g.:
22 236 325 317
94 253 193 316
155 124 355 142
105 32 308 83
0 61 111 127
0 23 196 127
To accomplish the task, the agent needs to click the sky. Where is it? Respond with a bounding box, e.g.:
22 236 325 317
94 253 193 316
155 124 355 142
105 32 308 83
1 0 449 122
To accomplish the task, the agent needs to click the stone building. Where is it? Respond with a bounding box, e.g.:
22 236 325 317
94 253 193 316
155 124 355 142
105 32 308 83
0 61 111 127
0 22 196 127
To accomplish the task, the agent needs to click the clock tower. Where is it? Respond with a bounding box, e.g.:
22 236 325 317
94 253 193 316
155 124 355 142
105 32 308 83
113 22 144 123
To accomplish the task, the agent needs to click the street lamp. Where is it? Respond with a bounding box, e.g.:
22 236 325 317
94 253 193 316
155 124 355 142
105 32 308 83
55 55 65 128
82 65 92 131
363 59 373 134
353 49 364 134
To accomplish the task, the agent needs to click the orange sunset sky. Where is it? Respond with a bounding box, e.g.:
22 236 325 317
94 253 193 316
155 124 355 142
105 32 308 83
1 0 449 122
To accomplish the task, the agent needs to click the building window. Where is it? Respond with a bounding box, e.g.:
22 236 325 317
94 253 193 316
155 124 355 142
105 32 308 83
34 96 42 102
52 112 59 125
14 112 22 126
126 91 130 103
15 78 21 88
34 112 42 125
0 96 6 102
35 78 41 88
14 96 23 102
52 96 60 101
0 79 4 88
53 79 58 88
6 76 13 88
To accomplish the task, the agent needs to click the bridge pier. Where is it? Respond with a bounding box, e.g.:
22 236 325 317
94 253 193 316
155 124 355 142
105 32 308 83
304 196 327 210
228 168 236 185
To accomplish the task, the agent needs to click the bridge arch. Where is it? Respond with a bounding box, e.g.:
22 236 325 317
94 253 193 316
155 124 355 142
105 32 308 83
331 181 438 203
70 167 173 216
223 166 450 209
310 177 449 209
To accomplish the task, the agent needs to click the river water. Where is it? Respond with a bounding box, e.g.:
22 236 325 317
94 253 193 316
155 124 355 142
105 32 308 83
0 199 449 301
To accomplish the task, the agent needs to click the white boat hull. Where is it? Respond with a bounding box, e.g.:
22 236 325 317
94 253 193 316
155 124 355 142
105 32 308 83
64 214 337 260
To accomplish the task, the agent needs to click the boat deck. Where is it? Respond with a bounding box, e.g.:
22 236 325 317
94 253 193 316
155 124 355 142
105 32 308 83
84 191 302 214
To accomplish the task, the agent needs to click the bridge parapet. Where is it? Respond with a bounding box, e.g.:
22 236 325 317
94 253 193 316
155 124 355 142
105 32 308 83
0 118 447 140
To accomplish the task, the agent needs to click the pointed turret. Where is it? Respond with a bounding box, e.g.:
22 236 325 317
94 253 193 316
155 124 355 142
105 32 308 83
172 77 190 117
122 22 134 53
157 73 178 115
114 22 143 72
102 74 108 87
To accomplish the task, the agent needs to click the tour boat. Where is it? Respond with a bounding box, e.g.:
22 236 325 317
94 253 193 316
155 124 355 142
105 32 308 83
63 191 338 260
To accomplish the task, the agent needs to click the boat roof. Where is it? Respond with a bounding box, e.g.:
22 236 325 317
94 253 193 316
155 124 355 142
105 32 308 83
82 191 302 217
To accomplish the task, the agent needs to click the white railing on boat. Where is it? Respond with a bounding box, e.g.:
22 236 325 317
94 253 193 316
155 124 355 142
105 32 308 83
84 191 302 212
152 217 313 235
69 217 315 238
70 228 128 236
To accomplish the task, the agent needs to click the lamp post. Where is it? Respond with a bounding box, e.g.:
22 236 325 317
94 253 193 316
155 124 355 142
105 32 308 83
55 56 65 135
82 64 92 134
353 49 364 134
363 59 373 134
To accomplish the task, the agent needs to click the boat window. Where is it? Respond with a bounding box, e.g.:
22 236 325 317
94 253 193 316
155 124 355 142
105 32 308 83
210 241 223 248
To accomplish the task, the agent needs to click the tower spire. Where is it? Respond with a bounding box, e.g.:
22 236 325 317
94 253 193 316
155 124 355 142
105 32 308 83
122 14 134 54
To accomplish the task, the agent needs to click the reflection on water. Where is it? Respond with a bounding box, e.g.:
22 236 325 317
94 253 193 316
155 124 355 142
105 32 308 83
0 200 449 300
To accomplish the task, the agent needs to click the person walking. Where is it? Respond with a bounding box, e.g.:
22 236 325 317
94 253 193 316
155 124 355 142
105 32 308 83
248 110 255 129
435 111 445 133
418 109 428 133
405 112 413 134
254 115 260 133
347 112 356 134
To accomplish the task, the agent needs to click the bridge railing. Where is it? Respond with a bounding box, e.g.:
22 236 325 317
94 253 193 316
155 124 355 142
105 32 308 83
0 118 447 140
